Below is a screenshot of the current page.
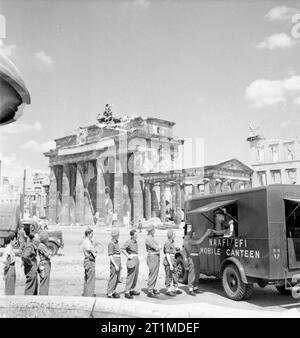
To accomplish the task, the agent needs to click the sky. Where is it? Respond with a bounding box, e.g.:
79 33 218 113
0 0 300 185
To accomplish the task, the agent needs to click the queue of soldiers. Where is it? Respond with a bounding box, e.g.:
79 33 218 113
1 229 52 296
82 224 212 299
2 223 212 298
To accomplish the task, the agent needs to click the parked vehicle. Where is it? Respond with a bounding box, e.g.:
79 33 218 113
0 203 22 247
175 184 300 300
22 219 64 255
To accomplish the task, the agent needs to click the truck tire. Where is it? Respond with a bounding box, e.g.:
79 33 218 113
275 285 291 295
176 255 188 284
222 264 253 301
47 242 59 256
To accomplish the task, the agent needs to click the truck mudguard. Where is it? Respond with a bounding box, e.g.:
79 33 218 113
220 257 248 284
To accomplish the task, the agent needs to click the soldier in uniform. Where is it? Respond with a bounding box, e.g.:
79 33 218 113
38 231 52 295
145 224 160 298
82 227 97 297
163 229 182 296
22 232 39 295
121 229 140 299
107 229 121 298
183 228 212 295
2 232 17 295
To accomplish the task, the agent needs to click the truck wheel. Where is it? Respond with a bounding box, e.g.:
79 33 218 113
222 264 253 301
275 285 291 295
176 256 188 284
47 242 59 256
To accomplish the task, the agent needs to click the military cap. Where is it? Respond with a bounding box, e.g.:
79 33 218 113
7 231 16 241
147 224 155 233
130 229 137 237
111 229 120 237
85 226 93 237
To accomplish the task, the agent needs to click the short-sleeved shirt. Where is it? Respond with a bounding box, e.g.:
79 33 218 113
224 222 234 238
38 242 51 262
2 243 15 265
121 238 138 255
82 237 96 258
163 239 175 255
145 235 159 254
108 239 120 256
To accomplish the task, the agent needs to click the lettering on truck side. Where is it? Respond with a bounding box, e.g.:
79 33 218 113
198 238 261 259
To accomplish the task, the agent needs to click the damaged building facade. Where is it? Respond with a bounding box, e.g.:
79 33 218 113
44 106 252 226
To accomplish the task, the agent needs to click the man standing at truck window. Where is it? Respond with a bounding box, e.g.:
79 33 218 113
145 224 160 298
223 220 235 238
121 229 140 299
38 231 52 295
163 229 182 296
2 232 17 295
82 227 97 297
22 232 38 295
183 228 212 295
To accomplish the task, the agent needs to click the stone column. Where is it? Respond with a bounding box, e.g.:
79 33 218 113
204 180 211 194
160 182 166 223
151 184 159 217
171 185 176 211
114 158 124 226
76 162 85 225
180 184 185 209
192 184 199 196
48 165 57 224
84 162 95 226
96 157 106 225
133 174 143 226
69 164 77 225
132 152 144 226
174 182 182 225
61 164 70 226
144 182 151 220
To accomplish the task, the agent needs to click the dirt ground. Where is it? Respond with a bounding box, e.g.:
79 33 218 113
12 226 300 313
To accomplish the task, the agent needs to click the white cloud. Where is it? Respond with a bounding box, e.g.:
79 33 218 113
195 96 208 105
294 96 300 106
265 6 299 21
280 119 300 128
0 39 17 57
245 75 300 107
1 121 42 134
34 50 54 68
257 33 296 49
20 140 55 153
134 0 150 9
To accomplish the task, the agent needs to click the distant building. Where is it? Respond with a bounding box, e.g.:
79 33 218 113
0 175 21 204
247 129 300 186
24 172 49 218
44 105 252 226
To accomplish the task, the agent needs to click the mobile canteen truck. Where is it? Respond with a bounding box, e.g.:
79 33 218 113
175 185 300 300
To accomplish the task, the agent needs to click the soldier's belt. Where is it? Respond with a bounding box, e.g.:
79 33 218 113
148 252 160 255
112 254 121 257
190 253 199 256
